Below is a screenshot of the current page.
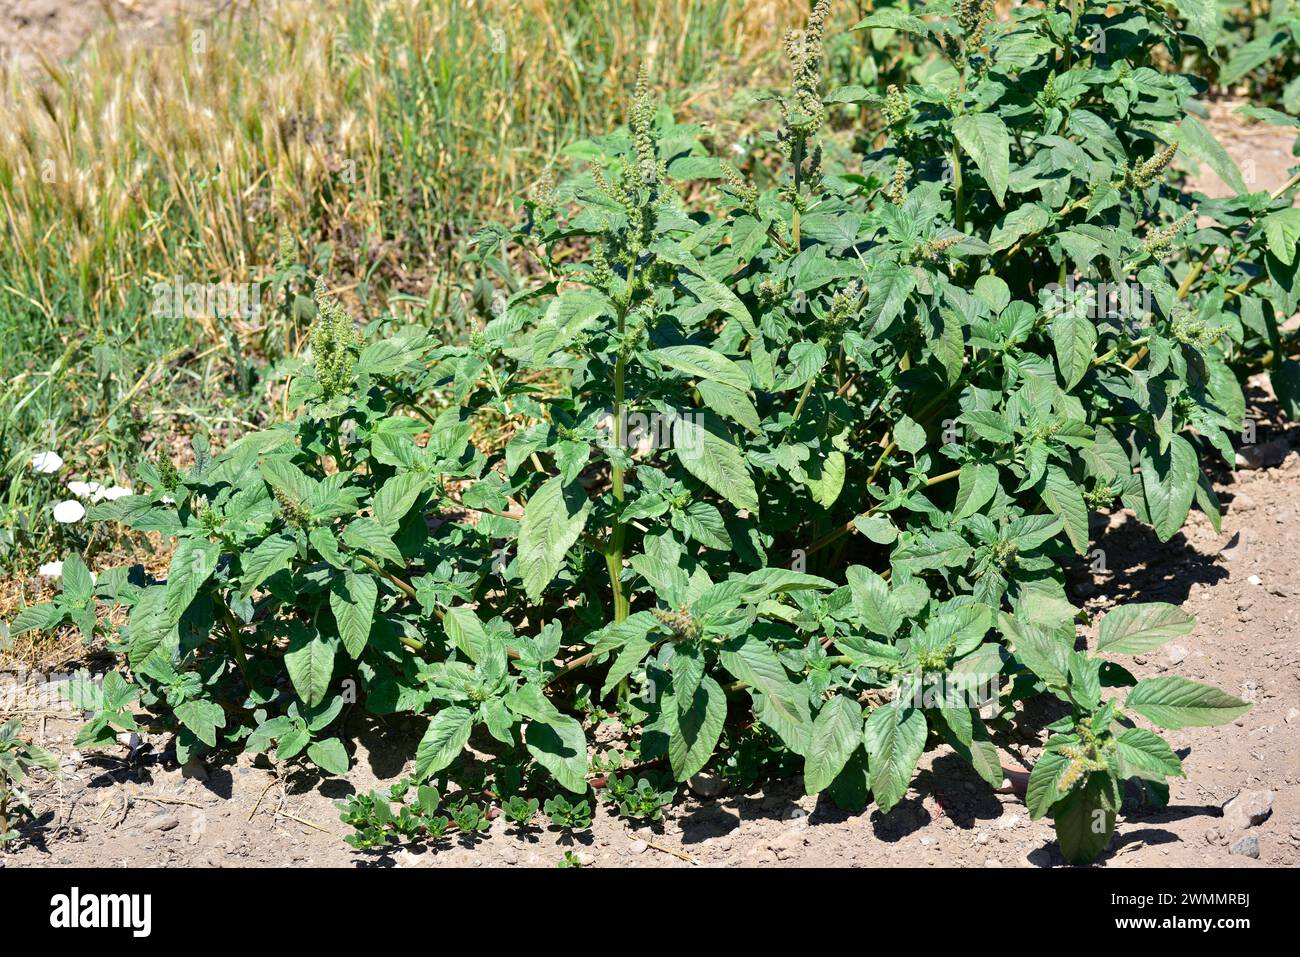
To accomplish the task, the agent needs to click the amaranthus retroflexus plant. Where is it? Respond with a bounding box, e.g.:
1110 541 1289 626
10 1 1287 864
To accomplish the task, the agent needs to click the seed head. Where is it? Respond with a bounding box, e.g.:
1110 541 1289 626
311 277 359 400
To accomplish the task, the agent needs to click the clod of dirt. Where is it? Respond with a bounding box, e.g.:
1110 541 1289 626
1230 834 1260 859
1221 789 1274 831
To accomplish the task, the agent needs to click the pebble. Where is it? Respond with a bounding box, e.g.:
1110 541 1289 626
1222 789 1274 831
1165 644 1188 666
1235 440 1289 470
629 839 648 854
1248 575 1263 586
688 772 725 799
1230 834 1260 859
144 812 179 832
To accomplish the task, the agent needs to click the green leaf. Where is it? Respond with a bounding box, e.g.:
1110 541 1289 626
665 675 727 782
1041 466 1089 555
1262 208 1300 267
1026 747 1071 820
1270 357 1300 422
442 605 491 663
953 113 1010 206
415 706 475 779
893 414 926 455
804 695 864 795
1177 115 1244 194
239 533 298 597
174 699 225 748
1053 772 1115 864
341 517 404 565
329 571 377 659
1116 728 1184 782
864 701 927 813
126 586 173 669
307 737 350 776
525 714 588 793
846 566 903 638
1126 676 1250 729
372 472 426 532
284 627 336 708
518 476 592 602
954 463 998 520
1171 0 1218 54
652 345 749 391
60 553 95 606
673 414 759 513
9 602 66 636
164 537 220 625
1097 602 1195 655
851 9 927 35
804 450 846 508
1051 306 1097 391
720 637 811 754
1140 434 1198 542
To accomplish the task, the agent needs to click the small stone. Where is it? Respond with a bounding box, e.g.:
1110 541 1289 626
1235 439 1289 471
144 812 179 832
688 772 725 799
1229 834 1260 859
1165 645 1188 666
629 839 648 855
984 858 1002 868
1248 575 1263 586
1222 789 1273 831
1285 708 1300 725
974 830 989 845
997 814 1022 831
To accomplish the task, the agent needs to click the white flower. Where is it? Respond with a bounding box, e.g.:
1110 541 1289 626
100 486 133 501
52 500 86 523
67 481 105 499
31 451 64 474
39 560 64 578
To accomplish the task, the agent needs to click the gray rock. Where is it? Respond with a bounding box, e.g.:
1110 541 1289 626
1222 789 1273 831
1230 834 1260 859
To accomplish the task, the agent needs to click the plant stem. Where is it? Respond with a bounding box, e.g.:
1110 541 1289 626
216 596 253 687
606 267 637 624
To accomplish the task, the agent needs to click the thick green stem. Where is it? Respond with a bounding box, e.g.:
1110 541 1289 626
606 269 636 624
216 596 253 687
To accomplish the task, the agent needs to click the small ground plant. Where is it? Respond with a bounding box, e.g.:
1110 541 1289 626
12 0 1289 864
0 720 58 850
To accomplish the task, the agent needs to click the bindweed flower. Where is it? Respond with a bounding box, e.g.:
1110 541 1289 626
67 481 105 500
100 486 133 501
52 500 86 523
38 560 63 578
31 451 63 474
